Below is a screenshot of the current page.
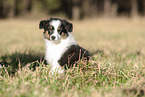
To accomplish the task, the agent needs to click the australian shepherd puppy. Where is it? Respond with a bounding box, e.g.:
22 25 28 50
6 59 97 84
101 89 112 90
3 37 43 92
39 17 91 74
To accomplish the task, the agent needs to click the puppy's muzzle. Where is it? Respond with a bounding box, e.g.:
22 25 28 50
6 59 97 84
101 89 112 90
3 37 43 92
51 36 56 40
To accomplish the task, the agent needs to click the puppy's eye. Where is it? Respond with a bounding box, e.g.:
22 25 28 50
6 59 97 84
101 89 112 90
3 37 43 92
50 26 53 30
58 27 60 31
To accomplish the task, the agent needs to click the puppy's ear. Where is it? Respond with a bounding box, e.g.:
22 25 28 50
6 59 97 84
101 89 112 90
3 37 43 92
39 20 48 29
62 20 73 32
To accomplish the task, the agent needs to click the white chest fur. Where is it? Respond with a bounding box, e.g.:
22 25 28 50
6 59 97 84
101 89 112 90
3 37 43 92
44 34 77 74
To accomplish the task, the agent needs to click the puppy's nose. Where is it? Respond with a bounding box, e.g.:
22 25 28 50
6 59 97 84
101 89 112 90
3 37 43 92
51 36 56 40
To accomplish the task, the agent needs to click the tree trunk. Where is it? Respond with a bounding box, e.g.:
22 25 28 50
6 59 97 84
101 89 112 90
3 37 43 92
143 0 145 16
81 0 91 18
0 0 15 18
104 0 111 17
64 0 72 19
72 0 80 20
131 0 138 17
110 3 118 17
91 0 98 16
15 0 30 16
8 0 15 17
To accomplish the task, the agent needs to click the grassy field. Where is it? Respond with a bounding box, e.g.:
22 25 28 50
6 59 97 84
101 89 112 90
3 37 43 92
0 18 145 97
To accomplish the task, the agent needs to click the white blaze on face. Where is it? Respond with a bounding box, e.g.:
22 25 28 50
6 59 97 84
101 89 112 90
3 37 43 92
49 20 61 41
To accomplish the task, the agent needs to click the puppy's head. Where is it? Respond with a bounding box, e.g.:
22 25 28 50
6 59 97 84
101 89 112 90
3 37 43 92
39 17 73 43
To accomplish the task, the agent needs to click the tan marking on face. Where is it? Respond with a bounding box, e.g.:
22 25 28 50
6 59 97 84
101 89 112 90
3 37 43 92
44 31 50 40
61 32 68 39
50 26 53 30
58 27 60 31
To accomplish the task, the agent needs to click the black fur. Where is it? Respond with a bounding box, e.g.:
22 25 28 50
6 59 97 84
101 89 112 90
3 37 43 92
39 20 49 29
62 20 73 32
58 45 91 69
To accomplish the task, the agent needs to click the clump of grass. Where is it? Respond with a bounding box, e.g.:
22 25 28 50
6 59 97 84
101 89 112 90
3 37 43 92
0 51 145 97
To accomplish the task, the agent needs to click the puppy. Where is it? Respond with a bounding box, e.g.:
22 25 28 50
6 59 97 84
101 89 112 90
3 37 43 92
39 17 91 74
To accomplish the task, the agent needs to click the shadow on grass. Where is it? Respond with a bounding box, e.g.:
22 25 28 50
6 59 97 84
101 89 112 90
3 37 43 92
0 51 46 74
123 88 145 97
0 49 104 75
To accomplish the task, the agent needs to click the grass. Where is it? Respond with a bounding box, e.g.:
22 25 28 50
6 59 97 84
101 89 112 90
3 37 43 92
0 18 145 97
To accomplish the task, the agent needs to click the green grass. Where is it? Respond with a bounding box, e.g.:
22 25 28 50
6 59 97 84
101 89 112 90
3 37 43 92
0 18 145 97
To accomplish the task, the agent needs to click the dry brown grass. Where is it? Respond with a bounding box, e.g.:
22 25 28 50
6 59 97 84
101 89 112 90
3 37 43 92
0 17 145 97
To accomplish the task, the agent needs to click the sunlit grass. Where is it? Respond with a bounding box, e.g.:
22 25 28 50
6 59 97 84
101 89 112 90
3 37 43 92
0 52 144 97
0 18 145 96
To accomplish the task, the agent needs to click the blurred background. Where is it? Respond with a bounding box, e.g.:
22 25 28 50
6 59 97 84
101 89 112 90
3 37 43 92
0 0 145 19
0 0 145 56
